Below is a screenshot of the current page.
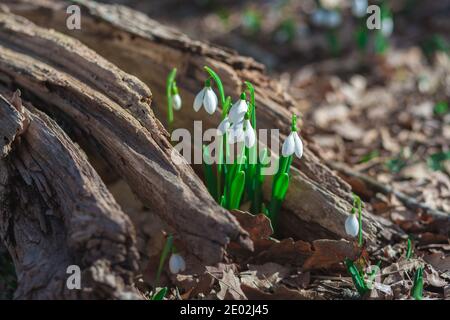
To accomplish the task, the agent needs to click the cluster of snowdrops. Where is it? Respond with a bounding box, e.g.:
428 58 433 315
162 66 362 276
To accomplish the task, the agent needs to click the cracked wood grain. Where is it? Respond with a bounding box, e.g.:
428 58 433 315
0 91 140 299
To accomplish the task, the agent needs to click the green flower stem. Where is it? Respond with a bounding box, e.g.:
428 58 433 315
217 96 232 201
357 197 363 247
268 153 293 229
356 19 369 52
203 144 218 200
244 81 257 201
166 68 177 133
352 194 363 247
204 66 226 107
326 29 340 57
250 148 267 214
223 144 246 208
244 81 256 129
155 234 173 287
229 170 246 209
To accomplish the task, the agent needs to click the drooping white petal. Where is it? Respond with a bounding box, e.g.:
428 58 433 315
228 99 248 123
243 120 256 148
281 132 295 157
203 87 218 114
193 87 205 112
228 121 244 144
345 214 359 237
169 253 186 274
217 117 230 136
293 132 304 159
172 94 182 110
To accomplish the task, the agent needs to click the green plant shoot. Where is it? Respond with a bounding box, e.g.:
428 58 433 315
155 234 173 287
151 287 168 300
166 68 177 133
406 237 413 260
412 266 424 300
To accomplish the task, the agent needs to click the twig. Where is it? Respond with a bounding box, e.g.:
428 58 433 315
327 161 450 221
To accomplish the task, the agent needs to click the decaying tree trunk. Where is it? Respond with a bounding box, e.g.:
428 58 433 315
0 0 404 299
1 0 401 244
0 92 140 299
0 10 252 297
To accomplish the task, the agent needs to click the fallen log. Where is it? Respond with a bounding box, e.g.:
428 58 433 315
2 0 403 244
0 11 251 270
0 91 140 299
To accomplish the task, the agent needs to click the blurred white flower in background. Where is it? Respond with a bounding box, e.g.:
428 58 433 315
381 17 394 37
352 0 368 18
319 0 342 10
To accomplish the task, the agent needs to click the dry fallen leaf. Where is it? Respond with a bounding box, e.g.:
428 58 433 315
216 269 247 300
303 239 360 271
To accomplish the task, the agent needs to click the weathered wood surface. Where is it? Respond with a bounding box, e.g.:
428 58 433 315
1 0 402 244
0 11 251 271
0 91 140 299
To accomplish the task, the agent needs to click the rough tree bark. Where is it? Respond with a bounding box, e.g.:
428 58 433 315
1 0 401 244
0 91 140 299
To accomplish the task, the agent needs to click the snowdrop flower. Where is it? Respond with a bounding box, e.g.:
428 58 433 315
243 118 256 148
281 115 303 158
228 93 248 123
217 116 231 136
345 213 359 237
172 82 182 110
381 17 394 37
169 253 186 274
352 0 368 18
193 79 218 114
311 9 327 27
173 94 182 110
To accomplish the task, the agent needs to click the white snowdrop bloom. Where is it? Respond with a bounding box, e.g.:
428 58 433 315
228 121 245 144
193 83 218 114
217 116 231 136
352 0 368 18
311 9 327 27
243 119 256 148
169 253 186 274
172 93 182 110
324 10 342 28
228 96 248 123
282 131 304 158
282 132 295 157
381 17 394 37
345 214 359 237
